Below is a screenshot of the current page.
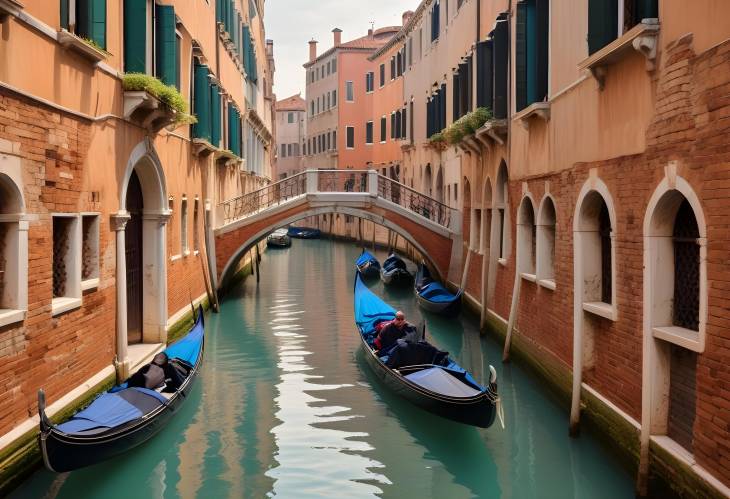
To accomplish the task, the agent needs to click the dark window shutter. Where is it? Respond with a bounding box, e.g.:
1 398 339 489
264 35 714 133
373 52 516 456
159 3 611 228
402 107 407 139
476 40 493 109
210 84 221 147
380 64 385 86
459 61 469 117
453 72 460 122
61 0 69 30
515 2 528 112
124 0 147 73
493 16 509 119
391 113 396 139
634 0 658 24
440 83 447 131
193 65 211 141
381 117 386 142
526 0 538 106
216 0 223 23
395 111 401 138
536 0 550 103
155 4 177 86
90 0 107 49
588 0 618 55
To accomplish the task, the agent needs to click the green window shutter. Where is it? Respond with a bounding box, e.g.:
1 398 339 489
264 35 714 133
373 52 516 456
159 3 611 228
476 39 493 110
249 0 257 18
124 0 147 73
193 65 211 141
227 104 236 155
216 0 223 24
90 0 107 50
635 0 658 23
526 0 538 106
492 15 509 119
242 25 251 76
452 72 460 122
226 0 233 35
210 84 221 148
515 2 528 112
535 0 550 103
155 4 177 87
61 0 69 30
588 0 618 55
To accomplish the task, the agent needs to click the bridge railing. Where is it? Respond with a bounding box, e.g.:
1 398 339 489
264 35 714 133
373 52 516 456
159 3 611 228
218 169 456 231
220 171 306 224
376 175 455 229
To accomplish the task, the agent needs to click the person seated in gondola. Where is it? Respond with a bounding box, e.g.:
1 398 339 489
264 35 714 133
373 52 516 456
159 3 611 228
128 352 186 391
374 311 419 353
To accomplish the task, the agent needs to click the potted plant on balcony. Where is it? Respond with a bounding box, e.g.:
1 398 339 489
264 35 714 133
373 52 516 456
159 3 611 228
122 74 196 132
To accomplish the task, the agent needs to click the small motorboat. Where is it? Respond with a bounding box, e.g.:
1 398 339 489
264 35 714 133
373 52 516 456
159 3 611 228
38 306 205 473
267 228 291 248
380 253 412 286
353 272 499 428
415 263 462 316
355 250 380 279
287 226 321 239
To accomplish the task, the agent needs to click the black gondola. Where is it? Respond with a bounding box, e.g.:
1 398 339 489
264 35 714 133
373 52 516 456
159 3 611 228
37 306 205 473
287 226 321 239
414 263 462 316
355 250 380 279
380 252 412 286
354 272 499 428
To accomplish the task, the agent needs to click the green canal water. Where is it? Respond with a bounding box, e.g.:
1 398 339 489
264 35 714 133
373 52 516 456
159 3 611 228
13 239 634 498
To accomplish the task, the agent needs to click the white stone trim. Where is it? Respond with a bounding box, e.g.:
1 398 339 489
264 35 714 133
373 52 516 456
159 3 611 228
0 309 25 327
536 194 557 283
80 277 99 291
538 278 556 291
51 296 82 316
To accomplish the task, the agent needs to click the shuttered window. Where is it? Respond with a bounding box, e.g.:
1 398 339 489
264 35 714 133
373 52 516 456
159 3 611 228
228 104 241 157
588 0 618 55
401 108 407 140
124 0 147 73
379 64 385 87
516 0 550 112
155 4 177 87
431 0 440 42
391 113 396 139
395 110 401 139
380 116 387 142
192 65 211 142
210 84 221 147
476 40 493 109
492 15 509 119
346 126 354 148
453 72 461 122
63 0 107 49
366 122 373 144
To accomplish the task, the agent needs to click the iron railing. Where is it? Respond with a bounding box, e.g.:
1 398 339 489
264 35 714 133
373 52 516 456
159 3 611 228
218 169 456 231
377 175 454 229
220 171 306 224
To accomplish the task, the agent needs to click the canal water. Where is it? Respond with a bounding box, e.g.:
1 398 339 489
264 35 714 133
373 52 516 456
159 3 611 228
13 239 634 498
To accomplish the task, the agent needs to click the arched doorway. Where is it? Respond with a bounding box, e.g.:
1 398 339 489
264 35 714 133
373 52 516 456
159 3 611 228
125 170 144 344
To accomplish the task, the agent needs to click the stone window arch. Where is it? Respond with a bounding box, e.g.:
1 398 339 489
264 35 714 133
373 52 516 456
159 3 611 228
517 194 537 277
537 195 557 287
640 172 707 464
494 160 510 261
0 171 28 327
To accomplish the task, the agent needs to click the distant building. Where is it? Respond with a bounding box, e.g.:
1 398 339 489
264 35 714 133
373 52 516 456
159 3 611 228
274 94 306 179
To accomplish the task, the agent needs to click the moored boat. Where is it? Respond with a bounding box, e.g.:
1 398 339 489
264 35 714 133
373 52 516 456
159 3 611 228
287 226 321 239
415 263 462 316
380 253 412 286
355 250 380 279
38 306 205 473
353 272 499 428
267 227 291 248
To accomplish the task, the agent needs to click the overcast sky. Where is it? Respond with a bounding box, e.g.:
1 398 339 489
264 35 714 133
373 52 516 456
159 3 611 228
265 0 414 100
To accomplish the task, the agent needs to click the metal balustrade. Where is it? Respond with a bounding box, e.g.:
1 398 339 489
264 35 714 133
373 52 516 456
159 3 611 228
218 169 457 230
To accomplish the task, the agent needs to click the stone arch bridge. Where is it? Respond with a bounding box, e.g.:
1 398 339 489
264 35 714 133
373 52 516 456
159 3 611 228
211 170 463 288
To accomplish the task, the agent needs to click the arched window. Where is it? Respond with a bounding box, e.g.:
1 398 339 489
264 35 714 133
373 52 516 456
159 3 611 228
181 197 189 254
537 196 556 286
495 161 509 261
0 172 28 326
576 190 614 311
481 179 493 254
463 178 471 248
517 196 536 276
672 200 699 330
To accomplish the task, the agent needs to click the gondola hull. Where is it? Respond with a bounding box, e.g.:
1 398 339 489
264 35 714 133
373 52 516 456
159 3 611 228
360 338 496 428
38 308 205 473
415 290 462 315
39 369 198 472
287 227 321 239
380 268 413 286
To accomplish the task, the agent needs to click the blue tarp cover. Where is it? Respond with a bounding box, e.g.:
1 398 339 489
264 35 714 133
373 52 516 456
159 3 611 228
356 251 379 268
354 274 395 334
56 389 162 434
419 282 458 303
164 314 204 365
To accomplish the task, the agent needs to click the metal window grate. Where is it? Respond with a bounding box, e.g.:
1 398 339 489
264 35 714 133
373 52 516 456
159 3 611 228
673 199 700 330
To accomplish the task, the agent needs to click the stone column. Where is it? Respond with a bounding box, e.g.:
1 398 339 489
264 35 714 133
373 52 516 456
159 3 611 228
111 211 131 382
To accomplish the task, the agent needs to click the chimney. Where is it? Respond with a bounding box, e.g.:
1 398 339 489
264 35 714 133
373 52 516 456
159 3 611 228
402 11 414 26
332 28 342 47
367 28 374 39
308 39 317 62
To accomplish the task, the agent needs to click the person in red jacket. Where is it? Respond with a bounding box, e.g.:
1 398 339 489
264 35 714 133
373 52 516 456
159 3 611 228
374 311 418 352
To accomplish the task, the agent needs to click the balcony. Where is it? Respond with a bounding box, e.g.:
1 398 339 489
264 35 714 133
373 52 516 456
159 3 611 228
474 119 508 149
57 29 108 64
192 138 218 157
0 0 22 19
513 102 550 130
123 91 178 133
578 19 660 90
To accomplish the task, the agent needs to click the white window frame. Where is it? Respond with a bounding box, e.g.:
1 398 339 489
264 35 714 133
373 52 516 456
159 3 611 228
81 213 100 291
345 80 354 102
51 213 82 316
536 195 557 290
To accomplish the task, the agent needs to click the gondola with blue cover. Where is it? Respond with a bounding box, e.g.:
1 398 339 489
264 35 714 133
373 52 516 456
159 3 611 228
354 272 499 428
37 306 205 473
355 250 380 279
380 253 412 286
415 263 462 316
287 226 321 239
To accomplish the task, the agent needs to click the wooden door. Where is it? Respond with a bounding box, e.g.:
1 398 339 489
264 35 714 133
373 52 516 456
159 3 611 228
125 170 144 344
